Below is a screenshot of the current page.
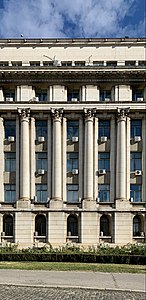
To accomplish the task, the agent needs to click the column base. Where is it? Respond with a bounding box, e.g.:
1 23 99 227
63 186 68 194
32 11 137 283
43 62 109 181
16 199 31 209
82 198 96 210
50 198 63 209
115 198 131 210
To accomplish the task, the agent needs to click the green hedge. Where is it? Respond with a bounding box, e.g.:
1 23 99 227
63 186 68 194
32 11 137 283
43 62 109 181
0 253 145 265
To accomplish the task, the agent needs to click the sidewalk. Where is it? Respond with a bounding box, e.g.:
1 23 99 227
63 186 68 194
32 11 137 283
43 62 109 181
0 269 145 292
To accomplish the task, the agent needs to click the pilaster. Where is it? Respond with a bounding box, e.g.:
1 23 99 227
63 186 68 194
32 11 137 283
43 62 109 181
0 118 4 202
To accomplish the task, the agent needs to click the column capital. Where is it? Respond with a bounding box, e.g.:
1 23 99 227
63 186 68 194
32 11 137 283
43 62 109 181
84 108 96 120
18 108 30 121
51 108 63 120
117 107 130 122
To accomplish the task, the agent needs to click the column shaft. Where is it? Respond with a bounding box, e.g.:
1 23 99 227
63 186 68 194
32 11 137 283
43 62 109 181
84 115 93 200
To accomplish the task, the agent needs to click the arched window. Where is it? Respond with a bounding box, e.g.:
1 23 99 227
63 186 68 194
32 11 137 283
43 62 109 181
100 215 110 236
67 215 78 236
3 214 13 236
133 215 141 236
35 214 46 236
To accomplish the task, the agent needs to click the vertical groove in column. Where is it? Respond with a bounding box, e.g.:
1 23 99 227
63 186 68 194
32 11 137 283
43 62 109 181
0 117 4 201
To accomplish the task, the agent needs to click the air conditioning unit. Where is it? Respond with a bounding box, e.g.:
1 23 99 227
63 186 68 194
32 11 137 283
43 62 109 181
98 169 106 175
1 232 5 236
8 136 15 142
34 231 38 236
6 97 13 102
71 98 78 102
104 98 111 101
135 170 142 176
130 197 133 202
137 97 143 101
72 169 79 175
100 136 107 143
32 97 39 102
37 169 45 175
34 196 37 202
96 197 100 202
72 136 78 142
38 136 45 143
134 136 141 142
100 231 104 237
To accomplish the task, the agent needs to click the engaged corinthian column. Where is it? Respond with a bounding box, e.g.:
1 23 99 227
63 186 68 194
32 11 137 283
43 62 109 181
18 108 30 200
51 108 63 201
116 108 129 200
84 109 96 201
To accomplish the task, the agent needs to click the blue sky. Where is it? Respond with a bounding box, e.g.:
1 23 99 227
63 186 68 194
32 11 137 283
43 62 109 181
0 0 145 38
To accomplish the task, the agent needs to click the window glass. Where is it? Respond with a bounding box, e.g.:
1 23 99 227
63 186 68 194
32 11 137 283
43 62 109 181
100 90 111 101
36 184 47 202
130 152 142 171
35 214 46 236
36 89 47 102
100 215 110 236
4 184 16 203
98 120 110 139
132 90 143 101
4 120 16 138
98 153 110 171
4 89 15 101
133 216 141 236
130 120 142 138
67 215 78 236
36 120 47 139
67 121 79 139
5 152 16 172
36 152 47 171
3 215 13 236
67 184 79 203
67 91 80 101
67 152 78 172
130 184 142 202
98 184 110 202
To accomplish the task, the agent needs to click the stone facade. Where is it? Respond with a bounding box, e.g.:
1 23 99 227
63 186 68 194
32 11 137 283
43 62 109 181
0 38 146 248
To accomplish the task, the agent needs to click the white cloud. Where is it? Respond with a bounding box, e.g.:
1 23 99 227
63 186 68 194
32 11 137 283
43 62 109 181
0 0 145 38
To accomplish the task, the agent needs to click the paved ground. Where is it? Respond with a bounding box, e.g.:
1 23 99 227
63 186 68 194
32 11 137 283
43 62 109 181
0 270 145 299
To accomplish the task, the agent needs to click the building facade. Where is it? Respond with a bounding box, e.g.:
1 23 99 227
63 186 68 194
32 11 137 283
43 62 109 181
0 38 146 248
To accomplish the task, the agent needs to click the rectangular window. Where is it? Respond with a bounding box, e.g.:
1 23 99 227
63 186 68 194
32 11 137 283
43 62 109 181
67 184 79 203
11 61 22 67
98 184 110 202
130 152 142 172
36 89 47 102
30 61 40 66
36 152 47 172
36 184 48 202
98 120 110 139
4 89 15 101
67 121 79 140
67 152 78 172
130 184 142 202
106 61 117 67
36 120 47 140
93 61 104 66
132 90 143 101
4 120 16 139
5 152 16 172
125 61 136 66
130 120 142 138
61 61 72 67
4 184 16 203
98 153 110 171
74 61 85 66
100 90 111 101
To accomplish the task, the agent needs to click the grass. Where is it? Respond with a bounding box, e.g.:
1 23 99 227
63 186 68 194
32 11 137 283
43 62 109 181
0 261 145 273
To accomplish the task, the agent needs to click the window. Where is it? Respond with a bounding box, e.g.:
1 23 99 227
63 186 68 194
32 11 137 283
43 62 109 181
100 90 111 101
4 120 16 139
67 121 79 140
11 61 22 67
98 184 110 202
35 184 47 203
36 152 47 172
5 152 16 172
67 152 78 172
130 184 142 202
0 61 9 67
4 89 15 101
75 61 85 66
67 184 79 203
36 120 47 140
98 153 110 171
30 61 40 66
133 215 141 236
93 61 104 66
43 61 53 66
67 91 80 101
132 90 143 101
98 120 110 139
138 61 146 67
35 214 46 236
35 89 47 102
125 61 136 66
130 120 142 138
4 184 16 203
62 61 72 67
130 152 142 172
107 61 117 67
67 215 78 236
100 215 110 236
3 215 13 236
